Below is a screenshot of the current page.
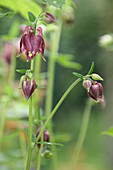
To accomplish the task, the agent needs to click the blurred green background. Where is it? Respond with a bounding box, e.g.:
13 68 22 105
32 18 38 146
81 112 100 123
0 0 113 170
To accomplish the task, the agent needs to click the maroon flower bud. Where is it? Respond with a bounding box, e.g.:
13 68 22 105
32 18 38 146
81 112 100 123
20 26 45 62
87 81 105 104
44 12 56 24
22 76 36 100
36 129 50 148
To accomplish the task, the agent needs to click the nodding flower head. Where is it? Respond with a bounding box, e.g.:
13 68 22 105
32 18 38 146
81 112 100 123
20 26 45 62
87 81 105 105
44 12 56 24
36 129 50 148
22 76 36 100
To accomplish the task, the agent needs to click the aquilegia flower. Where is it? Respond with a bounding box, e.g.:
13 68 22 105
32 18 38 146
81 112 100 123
20 26 45 62
22 76 36 100
87 81 105 105
44 12 56 24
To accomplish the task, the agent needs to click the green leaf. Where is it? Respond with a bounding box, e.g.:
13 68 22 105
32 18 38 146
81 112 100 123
24 128 36 142
0 11 15 18
16 69 34 74
0 0 42 19
35 141 64 147
16 69 27 74
88 61 94 75
46 0 65 8
28 12 36 22
73 72 83 80
102 127 113 137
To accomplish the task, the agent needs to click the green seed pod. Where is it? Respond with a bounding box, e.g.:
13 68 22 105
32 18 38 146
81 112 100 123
44 150 53 159
91 73 103 81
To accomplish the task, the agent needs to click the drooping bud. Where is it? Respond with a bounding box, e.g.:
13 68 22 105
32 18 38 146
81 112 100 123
36 129 50 148
83 80 92 92
43 12 56 24
91 73 103 81
87 81 105 105
22 76 36 100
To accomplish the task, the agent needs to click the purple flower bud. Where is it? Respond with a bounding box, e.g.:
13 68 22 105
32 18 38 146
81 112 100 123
87 81 105 104
36 129 50 148
44 12 56 24
22 76 36 100
20 26 45 62
83 80 91 92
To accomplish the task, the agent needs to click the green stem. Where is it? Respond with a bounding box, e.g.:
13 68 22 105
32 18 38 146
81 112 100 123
35 78 81 143
26 59 34 170
45 21 62 125
70 99 94 170
34 54 41 118
37 114 43 170
45 20 62 170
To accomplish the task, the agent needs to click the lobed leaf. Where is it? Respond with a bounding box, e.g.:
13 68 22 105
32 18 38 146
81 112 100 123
0 0 42 19
46 0 65 8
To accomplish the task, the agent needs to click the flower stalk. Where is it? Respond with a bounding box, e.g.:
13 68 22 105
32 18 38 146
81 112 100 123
35 78 81 143
26 59 34 170
70 99 94 170
45 20 62 170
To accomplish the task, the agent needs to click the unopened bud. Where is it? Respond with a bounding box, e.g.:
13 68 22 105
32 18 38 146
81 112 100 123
83 80 91 92
91 73 103 81
43 12 56 24
22 76 36 100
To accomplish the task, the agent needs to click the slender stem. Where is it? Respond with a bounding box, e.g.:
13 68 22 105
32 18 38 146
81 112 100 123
35 78 81 143
26 59 34 170
45 20 62 170
70 99 94 170
34 54 41 118
45 21 62 127
37 115 43 170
